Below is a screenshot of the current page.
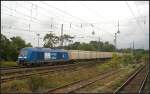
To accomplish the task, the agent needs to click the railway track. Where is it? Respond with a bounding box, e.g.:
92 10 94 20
0 66 23 70
45 69 120 93
1 66 77 83
1 61 101 75
114 65 148 94
1 63 77 75
139 72 149 94
142 74 150 94
1 61 102 83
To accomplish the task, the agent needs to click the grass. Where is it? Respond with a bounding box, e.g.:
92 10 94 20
105 64 141 90
1 59 142 93
1 80 29 93
1 62 116 92
75 63 141 93
27 74 47 92
0 61 17 67
44 62 116 90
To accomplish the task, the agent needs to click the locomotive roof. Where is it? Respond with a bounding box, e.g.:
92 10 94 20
22 47 67 52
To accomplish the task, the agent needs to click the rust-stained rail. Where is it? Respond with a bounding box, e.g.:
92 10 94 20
1 61 102 83
114 65 147 94
45 69 120 93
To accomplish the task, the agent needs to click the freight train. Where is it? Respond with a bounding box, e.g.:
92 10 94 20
17 47 123 66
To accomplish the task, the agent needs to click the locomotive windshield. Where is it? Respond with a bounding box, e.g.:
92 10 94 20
19 49 28 56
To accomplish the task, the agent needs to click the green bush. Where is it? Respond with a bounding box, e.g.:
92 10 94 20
0 61 17 67
1 80 29 92
112 79 123 90
132 65 136 68
46 82 59 88
27 74 46 92
121 54 134 66
109 53 122 68
141 54 149 62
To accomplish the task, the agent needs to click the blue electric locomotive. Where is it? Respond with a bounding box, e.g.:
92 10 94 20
17 47 69 66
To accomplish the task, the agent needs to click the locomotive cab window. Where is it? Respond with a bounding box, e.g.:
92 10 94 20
19 50 28 56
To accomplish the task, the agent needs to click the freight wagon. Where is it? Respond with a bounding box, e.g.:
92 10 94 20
67 50 113 61
17 47 123 66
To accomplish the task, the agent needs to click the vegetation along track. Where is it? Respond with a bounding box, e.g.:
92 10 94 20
45 69 120 93
0 66 24 70
1 63 77 75
1 61 103 83
1 60 102 75
114 65 148 94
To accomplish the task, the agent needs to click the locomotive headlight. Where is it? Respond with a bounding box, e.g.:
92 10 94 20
18 56 27 59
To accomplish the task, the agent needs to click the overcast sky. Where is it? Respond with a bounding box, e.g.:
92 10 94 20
1 1 149 49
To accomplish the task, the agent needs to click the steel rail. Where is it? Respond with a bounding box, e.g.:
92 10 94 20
45 69 120 93
1 60 105 76
1 63 82 75
113 65 146 94
1 61 101 83
1 66 77 83
138 72 148 94
1 60 102 75
0 66 24 70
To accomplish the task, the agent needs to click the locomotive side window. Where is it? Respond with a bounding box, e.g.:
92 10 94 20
44 52 51 60
62 54 65 58
51 53 57 59
62 53 68 60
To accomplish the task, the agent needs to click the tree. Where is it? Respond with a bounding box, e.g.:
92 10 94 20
0 34 32 61
0 34 11 60
102 41 115 51
66 40 115 51
26 43 32 47
67 42 80 50
89 41 98 50
43 33 59 48
9 36 32 60
10 36 27 50
89 41 104 51
121 54 134 66
62 34 74 46
77 43 95 51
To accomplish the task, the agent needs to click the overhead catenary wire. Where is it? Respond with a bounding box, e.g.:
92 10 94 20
3 4 113 41
2 6 109 34
125 1 148 50
2 31 37 41
25 1 72 24
2 2 114 37
2 23 104 42
2 31 43 47
1 24 54 34
80 1 147 45
125 1 146 35
2 27 109 46
2 1 144 47
2 5 60 27
79 2 116 27
1 9 112 41
79 2 128 41
134 2 147 25
2 4 66 32
40 1 114 37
